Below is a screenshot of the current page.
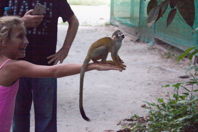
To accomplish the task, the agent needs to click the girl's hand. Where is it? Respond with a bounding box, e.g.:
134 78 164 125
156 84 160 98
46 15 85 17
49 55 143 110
89 63 124 72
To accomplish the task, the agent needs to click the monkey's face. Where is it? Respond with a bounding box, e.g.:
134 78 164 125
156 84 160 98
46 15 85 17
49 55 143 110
112 30 125 41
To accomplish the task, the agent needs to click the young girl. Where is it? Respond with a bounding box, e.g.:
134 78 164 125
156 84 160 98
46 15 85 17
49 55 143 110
0 16 122 132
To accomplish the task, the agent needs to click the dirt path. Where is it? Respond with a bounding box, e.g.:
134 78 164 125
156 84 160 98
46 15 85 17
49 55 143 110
53 25 187 132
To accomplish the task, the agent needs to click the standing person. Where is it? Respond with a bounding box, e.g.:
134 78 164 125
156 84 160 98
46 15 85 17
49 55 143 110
0 0 79 132
0 16 122 132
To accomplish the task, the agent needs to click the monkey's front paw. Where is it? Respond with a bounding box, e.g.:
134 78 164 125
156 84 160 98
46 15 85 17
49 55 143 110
119 64 126 70
122 63 126 68
119 59 124 64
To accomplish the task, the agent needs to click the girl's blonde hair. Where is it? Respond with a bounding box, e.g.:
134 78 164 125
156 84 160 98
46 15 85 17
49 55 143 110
0 16 24 41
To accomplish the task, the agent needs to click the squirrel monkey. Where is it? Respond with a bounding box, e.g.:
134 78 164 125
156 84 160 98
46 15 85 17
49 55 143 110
79 30 125 121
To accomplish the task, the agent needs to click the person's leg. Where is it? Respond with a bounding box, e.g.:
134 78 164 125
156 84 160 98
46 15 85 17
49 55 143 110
33 78 57 132
13 78 33 132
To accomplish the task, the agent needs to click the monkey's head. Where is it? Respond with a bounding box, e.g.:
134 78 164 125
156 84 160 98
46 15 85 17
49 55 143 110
112 30 125 41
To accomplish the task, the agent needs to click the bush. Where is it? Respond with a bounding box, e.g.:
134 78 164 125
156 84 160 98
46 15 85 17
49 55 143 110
120 82 198 132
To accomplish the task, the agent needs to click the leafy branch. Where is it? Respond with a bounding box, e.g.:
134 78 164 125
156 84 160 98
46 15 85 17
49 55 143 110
147 0 195 27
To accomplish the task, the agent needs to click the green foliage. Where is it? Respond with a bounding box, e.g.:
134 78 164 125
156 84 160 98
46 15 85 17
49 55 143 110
177 47 198 61
121 81 198 132
146 82 198 132
147 0 195 27
178 47 198 76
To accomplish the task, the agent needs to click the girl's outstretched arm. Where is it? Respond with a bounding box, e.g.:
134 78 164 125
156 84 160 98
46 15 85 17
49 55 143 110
11 60 122 79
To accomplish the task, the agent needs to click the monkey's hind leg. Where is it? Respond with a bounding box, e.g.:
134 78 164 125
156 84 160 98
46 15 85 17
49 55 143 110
118 56 124 64
106 55 126 69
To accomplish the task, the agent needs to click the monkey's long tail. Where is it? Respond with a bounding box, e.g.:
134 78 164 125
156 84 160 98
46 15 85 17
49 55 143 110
79 57 90 121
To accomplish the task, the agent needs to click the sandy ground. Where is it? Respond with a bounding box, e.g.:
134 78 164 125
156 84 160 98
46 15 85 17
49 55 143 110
29 5 189 132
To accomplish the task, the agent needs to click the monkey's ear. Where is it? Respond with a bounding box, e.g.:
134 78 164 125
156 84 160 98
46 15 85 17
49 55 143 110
112 30 121 37
112 35 116 40
115 30 121 32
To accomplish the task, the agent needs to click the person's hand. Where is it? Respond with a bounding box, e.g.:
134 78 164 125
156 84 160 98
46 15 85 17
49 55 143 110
47 47 69 65
90 63 124 72
21 9 44 28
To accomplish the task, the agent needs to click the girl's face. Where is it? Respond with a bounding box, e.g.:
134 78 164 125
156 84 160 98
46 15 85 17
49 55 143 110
5 24 29 59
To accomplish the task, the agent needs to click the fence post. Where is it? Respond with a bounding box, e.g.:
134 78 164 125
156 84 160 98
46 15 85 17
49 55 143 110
139 0 144 28
138 0 154 43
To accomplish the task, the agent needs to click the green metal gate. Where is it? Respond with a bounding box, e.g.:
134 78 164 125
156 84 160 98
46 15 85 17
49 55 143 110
110 0 198 50
110 0 140 27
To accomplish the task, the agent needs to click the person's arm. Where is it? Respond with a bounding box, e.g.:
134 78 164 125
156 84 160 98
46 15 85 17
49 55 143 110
62 15 79 55
9 60 122 79
47 15 79 64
